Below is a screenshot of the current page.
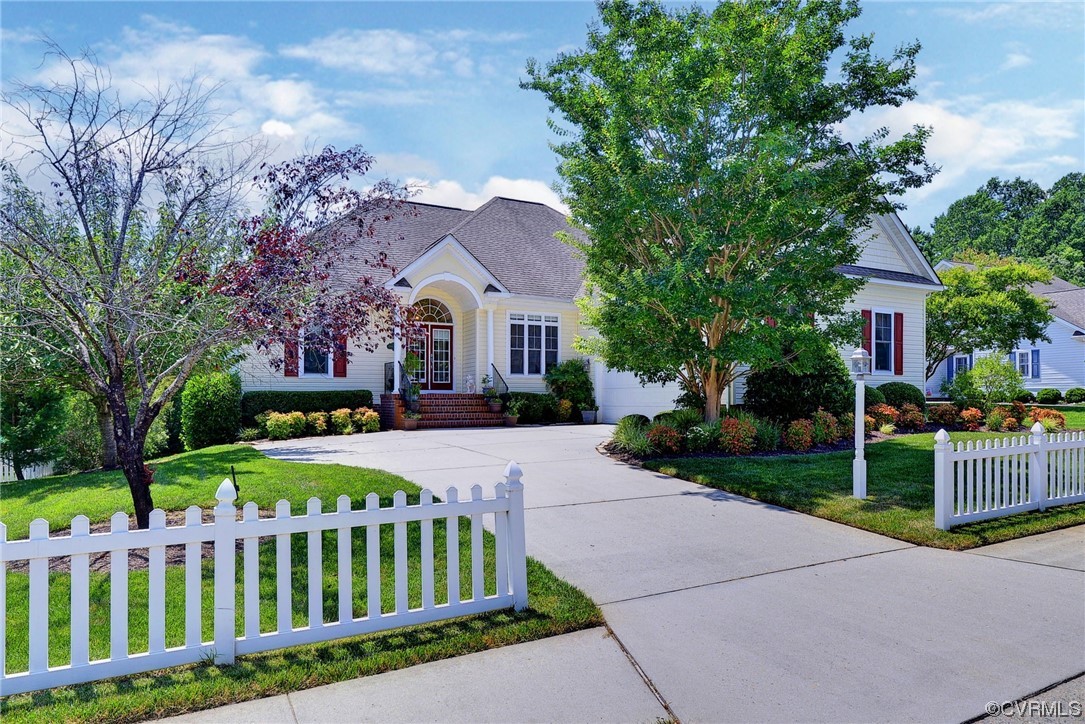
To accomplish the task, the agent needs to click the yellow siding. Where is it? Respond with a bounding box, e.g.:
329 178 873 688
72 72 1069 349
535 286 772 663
490 298 583 393
404 248 488 300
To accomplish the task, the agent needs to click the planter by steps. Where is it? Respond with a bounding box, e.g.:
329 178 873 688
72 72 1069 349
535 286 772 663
581 409 597 424
504 415 519 427
487 400 502 413
402 417 419 430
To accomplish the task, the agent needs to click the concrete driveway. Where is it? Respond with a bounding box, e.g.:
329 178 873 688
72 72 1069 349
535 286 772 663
252 426 1084 723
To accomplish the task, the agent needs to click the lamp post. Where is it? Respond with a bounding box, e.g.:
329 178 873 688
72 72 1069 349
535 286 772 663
850 347 871 499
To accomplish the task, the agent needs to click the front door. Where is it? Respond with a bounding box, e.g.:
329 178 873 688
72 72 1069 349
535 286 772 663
409 324 453 391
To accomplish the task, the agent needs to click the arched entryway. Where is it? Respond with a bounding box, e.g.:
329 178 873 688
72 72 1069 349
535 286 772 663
408 298 454 391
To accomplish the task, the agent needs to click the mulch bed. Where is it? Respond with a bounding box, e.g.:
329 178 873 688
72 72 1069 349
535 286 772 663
6 508 272 575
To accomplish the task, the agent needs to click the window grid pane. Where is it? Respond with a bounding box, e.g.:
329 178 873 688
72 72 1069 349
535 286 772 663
874 313 892 371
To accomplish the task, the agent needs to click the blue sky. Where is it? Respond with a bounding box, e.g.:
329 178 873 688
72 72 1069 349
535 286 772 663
2 1 1082 228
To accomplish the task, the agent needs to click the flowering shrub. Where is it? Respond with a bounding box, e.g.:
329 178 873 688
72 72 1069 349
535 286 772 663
266 411 307 440
783 419 815 451
1028 407 1066 430
897 403 926 431
927 403 958 427
720 417 757 455
864 415 876 434
811 408 840 445
647 424 684 454
867 403 899 427
306 411 330 436
330 408 355 435
557 398 575 422
985 409 1006 433
685 422 718 453
1003 417 1019 431
351 407 381 433
959 407 984 431
838 412 855 435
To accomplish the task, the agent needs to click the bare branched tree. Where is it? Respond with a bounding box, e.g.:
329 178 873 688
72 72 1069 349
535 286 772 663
1 46 409 527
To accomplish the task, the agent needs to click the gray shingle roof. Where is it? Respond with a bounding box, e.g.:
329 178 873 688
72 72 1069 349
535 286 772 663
835 264 942 286
333 197 585 300
1044 288 1085 331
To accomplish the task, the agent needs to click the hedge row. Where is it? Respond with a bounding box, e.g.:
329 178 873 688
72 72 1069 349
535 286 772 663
241 390 374 426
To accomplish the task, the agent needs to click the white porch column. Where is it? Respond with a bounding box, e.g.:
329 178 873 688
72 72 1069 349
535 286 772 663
392 308 402 392
486 307 495 376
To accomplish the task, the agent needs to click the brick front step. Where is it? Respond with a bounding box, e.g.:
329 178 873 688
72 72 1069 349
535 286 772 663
420 413 505 422
417 419 506 429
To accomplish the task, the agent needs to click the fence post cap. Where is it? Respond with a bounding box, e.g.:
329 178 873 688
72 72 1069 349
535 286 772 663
503 460 523 484
934 429 951 445
215 478 238 503
1031 421 1045 435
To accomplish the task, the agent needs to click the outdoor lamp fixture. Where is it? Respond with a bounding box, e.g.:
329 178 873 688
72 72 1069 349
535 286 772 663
850 347 871 499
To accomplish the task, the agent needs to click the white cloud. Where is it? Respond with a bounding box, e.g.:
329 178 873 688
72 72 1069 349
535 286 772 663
1001 51 1033 70
260 119 295 138
937 3 1084 30
408 176 567 213
282 29 440 76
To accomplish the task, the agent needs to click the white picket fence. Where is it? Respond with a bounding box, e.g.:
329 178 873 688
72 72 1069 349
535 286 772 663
0 459 54 483
934 424 1085 529
0 462 528 696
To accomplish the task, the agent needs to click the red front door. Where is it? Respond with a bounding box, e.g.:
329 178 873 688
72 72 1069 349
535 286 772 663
409 324 454 391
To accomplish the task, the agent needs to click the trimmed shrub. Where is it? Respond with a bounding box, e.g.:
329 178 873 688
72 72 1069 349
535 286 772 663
618 414 651 428
612 418 654 456
557 399 575 422
719 417 756 455
876 382 925 411
653 408 704 434
783 419 815 451
306 412 330 436
508 392 560 424
928 403 959 427
543 359 595 411
685 422 718 453
864 415 876 434
811 408 840 445
240 390 374 427
646 424 684 455
864 385 886 410
330 408 354 435
959 407 984 431
879 423 896 435
181 373 241 450
1036 388 1063 405
266 411 306 440
1039 417 1062 433
986 409 1006 433
1028 407 1066 430
743 340 854 421
867 403 899 427
897 403 926 431
1065 388 1085 404
1014 390 1036 403
1004 417 1019 431
839 412 855 436
351 407 381 433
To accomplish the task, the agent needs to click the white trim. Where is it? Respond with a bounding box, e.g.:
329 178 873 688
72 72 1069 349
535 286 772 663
299 329 333 378
882 206 942 285
391 235 508 295
487 308 494 374
871 307 895 375
841 273 943 293
1012 347 1039 380
408 272 484 308
506 311 560 378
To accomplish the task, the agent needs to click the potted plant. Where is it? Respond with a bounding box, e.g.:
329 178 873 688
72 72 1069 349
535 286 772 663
504 397 524 427
580 403 598 424
402 410 421 430
481 375 502 413
409 382 421 412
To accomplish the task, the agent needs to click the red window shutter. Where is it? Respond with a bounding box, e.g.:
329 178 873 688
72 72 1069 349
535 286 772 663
333 334 348 377
284 340 299 377
893 312 904 375
861 310 872 355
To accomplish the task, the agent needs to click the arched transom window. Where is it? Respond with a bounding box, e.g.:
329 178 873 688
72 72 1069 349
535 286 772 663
411 298 452 324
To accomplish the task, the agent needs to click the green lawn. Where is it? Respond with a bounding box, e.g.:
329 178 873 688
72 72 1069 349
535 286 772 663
1056 405 1085 430
0 446 601 723
645 431 1085 550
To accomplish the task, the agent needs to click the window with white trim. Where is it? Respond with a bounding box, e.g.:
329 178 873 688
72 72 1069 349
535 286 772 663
1014 348 1039 379
873 311 894 373
953 354 970 377
509 313 559 375
301 327 331 377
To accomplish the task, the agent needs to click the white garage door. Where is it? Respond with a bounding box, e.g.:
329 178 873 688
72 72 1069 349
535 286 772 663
594 366 679 423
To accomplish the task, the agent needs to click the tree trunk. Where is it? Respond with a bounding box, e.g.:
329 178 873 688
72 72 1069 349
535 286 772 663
13 462 25 481
95 397 118 469
704 374 722 422
119 446 155 529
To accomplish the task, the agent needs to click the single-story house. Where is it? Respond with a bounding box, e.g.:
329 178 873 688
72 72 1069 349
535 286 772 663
926 261 1085 396
237 196 942 426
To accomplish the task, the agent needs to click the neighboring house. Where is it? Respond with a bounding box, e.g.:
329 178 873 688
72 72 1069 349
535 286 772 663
238 196 942 425
926 261 1085 396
